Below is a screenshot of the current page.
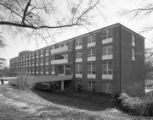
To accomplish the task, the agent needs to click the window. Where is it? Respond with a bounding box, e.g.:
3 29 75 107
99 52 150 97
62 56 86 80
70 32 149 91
101 30 107 40
36 59 39 65
132 34 135 47
62 54 68 59
87 62 96 74
88 81 96 91
40 67 43 73
102 61 113 75
75 63 82 74
132 48 135 61
88 34 96 43
55 44 59 49
102 45 113 55
36 67 39 74
101 29 113 44
46 48 49 55
45 66 49 72
46 57 49 63
107 29 113 38
87 48 95 57
36 51 39 56
75 38 82 46
60 43 64 47
41 49 43 55
76 51 82 59
41 58 43 64
51 65 55 74
102 83 112 93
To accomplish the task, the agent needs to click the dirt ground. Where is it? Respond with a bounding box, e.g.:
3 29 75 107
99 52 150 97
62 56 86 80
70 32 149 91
0 85 152 120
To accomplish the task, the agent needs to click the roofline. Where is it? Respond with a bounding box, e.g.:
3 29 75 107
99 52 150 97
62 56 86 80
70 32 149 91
117 23 145 39
10 23 145 59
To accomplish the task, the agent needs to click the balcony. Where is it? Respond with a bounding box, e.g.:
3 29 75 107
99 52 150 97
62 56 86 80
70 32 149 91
102 38 113 44
87 56 96 61
32 75 73 83
45 71 49 74
51 46 68 54
87 74 96 79
75 45 82 50
45 62 49 65
75 74 82 78
102 54 113 60
75 58 82 62
51 59 68 65
87 42 96 47
102 74 113 80
46 53 49 56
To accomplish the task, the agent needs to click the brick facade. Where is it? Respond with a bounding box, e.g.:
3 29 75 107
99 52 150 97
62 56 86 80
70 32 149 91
10 23 145 96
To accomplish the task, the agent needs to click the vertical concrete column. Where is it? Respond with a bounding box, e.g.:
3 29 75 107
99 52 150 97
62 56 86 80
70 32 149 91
63 65 65 75
61 80 64 91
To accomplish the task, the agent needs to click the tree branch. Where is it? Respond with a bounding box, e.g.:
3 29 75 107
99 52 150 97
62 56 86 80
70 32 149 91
21 0 31 25
0 21 82 29
76 0 100 24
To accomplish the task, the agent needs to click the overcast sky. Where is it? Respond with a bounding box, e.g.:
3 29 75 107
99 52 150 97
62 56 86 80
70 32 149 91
1 0 153 66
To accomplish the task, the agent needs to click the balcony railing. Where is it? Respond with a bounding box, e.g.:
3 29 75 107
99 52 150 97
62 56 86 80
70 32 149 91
102 38 113 44
75 45 82 50
102 54 113 60
50 59 68 65
51 46 68 54
87 74 96 79
75 74 82 78
102 74 113 80
87 56 96 61
32 75 73 83
87 42 96 47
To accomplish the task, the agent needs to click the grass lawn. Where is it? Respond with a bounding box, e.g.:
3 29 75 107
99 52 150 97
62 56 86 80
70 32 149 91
0 85 152 120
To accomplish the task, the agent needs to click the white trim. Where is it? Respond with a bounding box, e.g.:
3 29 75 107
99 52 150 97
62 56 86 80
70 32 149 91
87 56 96 61
102 54 113 60
102 38 113 44
75 58 82 62
75 74 82 78
51 71 55 75
45 71 49 74
102 74 113 80
46 53 49 56
51 59 68 65
87 42 96 47
45 62 49 65
87 74 96 79
75 45 82 50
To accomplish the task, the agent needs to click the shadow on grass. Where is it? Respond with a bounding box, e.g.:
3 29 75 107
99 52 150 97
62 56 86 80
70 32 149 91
32 89 116 111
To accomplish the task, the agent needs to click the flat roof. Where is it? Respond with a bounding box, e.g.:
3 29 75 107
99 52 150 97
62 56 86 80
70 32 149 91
10 23 145 59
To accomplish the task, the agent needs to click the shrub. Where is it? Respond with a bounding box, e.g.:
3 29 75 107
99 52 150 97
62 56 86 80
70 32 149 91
116 92 153 116
9 69 34 91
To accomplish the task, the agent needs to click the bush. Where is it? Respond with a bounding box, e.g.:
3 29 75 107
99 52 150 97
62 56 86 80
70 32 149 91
9 69 34 91
116 92 153 116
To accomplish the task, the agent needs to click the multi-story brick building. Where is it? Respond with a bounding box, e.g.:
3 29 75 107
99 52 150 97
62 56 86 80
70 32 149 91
10 23 145 96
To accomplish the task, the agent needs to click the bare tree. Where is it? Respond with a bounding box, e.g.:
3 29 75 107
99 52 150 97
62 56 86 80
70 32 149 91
0 0 100 30
0 33 6 68
122 2 153 32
